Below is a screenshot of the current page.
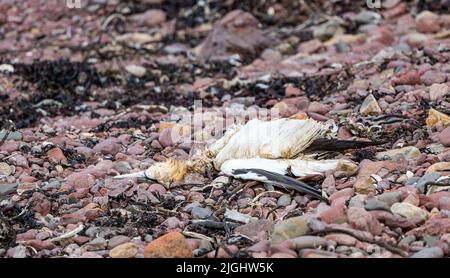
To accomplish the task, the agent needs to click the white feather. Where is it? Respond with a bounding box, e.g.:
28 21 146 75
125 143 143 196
220 158 340 180
212 118 329 169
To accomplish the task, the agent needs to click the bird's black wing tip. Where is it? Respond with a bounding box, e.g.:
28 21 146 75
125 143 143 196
232 168 329 203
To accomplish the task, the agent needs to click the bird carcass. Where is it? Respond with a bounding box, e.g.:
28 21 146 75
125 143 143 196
114 118 378 202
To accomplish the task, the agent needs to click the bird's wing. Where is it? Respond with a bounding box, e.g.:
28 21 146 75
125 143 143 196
304 138 385 153
220 158 344 202
220 158 330 202
213 118 329 169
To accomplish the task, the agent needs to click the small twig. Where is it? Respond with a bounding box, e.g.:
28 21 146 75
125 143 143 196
221 181 258 206
221 243 237 258
223 218 232 238
154 206 181 216
190 220 240 230
182 231 214 242
0 130 10 147
101 13 126 30
251 190 284 204
0 120 15 147
48 224 84 242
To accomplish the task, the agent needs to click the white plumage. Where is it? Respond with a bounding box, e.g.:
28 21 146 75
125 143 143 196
114 118 356 200
210 118 330 169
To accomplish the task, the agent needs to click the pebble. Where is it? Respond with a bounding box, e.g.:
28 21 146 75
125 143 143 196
23 240 56 250
348 195 367 208
8 154 29 168
93 138 122 155
393 70 422 85
297 39 323 54
378 191 404 206
439 197 450 211
364 198 391 211
438 127 450 147
0 183 18 196
415 172 441 193
130 9 166 27
127 144 146 155
80 252 103 258
291 236 329 250
390 202 428 224
109 243 138 258
16 230 38 241
398 235 416 247
347 207 383 235
318 204 348 224
108 235 131 249
277 195 292 207
329 188 354 205
359 94 382 116
429 83 449 102
191 206 213 219
66 172 96 189
415 11 440 33
352 11 381 24
148 184 166 195
86 237 107 251
6 245 27 258
47 147 68 164
144 232 193 258
325 233 357 246
410 246 444 258
199 239 213 251
196 10 265 62
353 160 389 194
162 217 184 230
375 146 420 160
407 217 450 238
423 234 439 246
0 162 13 176
308 101 330 115
421 70 446 86
235 219 274 239
0 131 22 140
299 249 338 258
426 162 450 174
125 65 146 77
158 128 176 147
404 33 429 47
271 216 310 244
115 161 131 174
426 108 450 128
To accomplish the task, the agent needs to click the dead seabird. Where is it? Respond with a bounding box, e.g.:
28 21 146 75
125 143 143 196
114 118 380 202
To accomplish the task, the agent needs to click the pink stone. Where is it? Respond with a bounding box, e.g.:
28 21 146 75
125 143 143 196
66 171 96 189
127 144 146 155
319 204 347 224
93 138 122 155
416 11 440 33
347 207 383 235
130 9 166 27
47 147 68 164
148 183 166 195
438 127 450 147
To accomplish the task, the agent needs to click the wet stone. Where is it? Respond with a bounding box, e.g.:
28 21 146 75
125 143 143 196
191 206 213 219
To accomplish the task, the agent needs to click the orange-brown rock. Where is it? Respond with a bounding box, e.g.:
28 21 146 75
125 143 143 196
144 232 193 258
